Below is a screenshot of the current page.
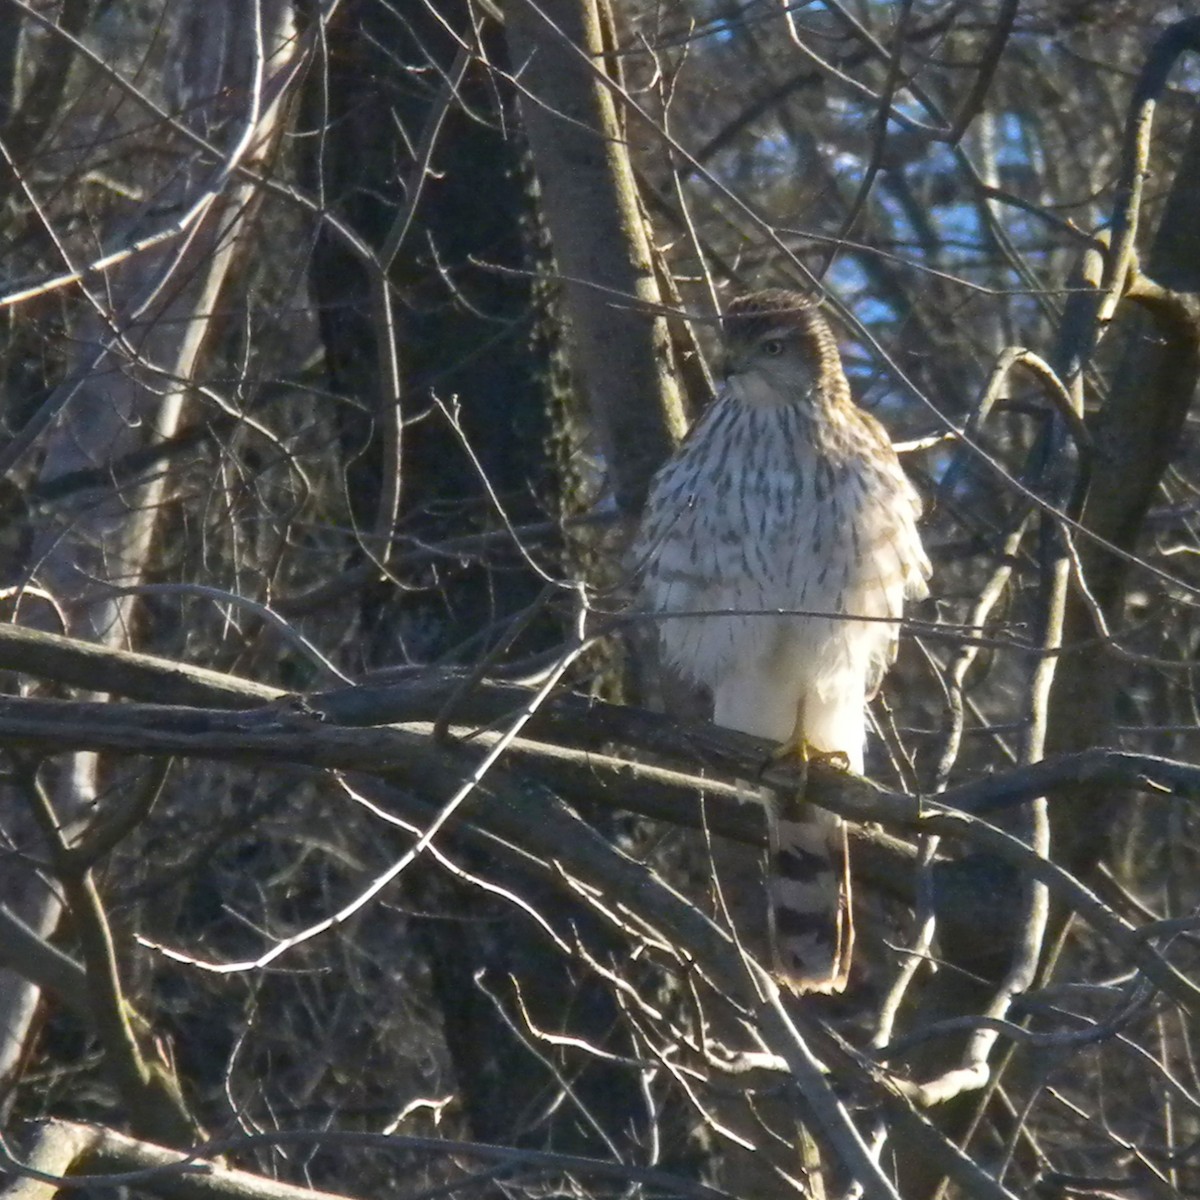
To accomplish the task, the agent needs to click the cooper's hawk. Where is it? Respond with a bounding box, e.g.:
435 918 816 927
633 290 930 993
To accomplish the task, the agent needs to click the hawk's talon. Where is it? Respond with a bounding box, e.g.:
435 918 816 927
770 739 851 773
763 741 852 814
811 748 852 773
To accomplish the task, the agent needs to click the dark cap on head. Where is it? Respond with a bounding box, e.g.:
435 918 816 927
722 289 849 403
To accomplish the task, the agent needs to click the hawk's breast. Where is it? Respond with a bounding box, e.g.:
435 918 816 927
634 395 926 693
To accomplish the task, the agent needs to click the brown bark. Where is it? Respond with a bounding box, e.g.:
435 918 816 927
504 0 688 514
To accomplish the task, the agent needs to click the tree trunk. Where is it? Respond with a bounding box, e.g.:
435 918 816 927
294 0 654 1161
504 0 687 515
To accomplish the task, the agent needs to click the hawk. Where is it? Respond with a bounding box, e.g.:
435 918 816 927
634 290 930 993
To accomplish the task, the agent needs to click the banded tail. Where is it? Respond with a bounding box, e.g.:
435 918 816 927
769 805 853 993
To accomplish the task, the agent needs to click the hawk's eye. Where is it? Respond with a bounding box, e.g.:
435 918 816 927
762 339 784 357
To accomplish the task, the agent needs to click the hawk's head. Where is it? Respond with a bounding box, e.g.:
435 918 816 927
720 289 849 411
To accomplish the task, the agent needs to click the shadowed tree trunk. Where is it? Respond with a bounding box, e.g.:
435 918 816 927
294 0 654 1159
296 0 561 667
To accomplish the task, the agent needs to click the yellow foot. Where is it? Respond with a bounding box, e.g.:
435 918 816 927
758 739 854 816
769 739 851 772
759 741 850 813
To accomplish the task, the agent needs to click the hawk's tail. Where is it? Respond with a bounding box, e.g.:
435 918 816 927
768 805 853 993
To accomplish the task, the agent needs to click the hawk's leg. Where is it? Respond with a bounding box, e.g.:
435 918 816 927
761 706 853 795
